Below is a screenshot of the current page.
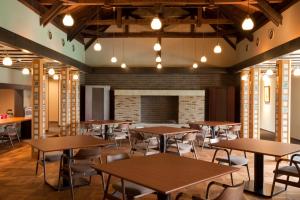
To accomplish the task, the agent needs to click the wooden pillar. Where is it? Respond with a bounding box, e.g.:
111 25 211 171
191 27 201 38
276 60 291 143
31 60 46 139
70 71 80 135
249 67 260 139
240 70 250 138
59 67 70 136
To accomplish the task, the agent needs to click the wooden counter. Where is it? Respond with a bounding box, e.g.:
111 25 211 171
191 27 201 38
0 117 31 125
0 117 32 139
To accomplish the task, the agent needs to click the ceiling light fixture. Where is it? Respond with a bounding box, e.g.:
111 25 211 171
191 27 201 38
62 14 74 27
266 68 273 76
294 67 300 76
157 63 162 69
192 62 198 69
214 10 222 54
73 74 79 80
22 68 30 75
111 56 117 63
242 0 254 31
151 17 162 30
53 74 59 80
94 41 102 51
241 74 248 81
200 56 207 63
153 42 161 51
155 55 162 63
48 68 55 76
93 6 102 52
2 56 12 66
121 63 127 69
120 39 127 68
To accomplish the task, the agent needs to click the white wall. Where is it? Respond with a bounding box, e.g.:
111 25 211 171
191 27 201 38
291 76 300 140
0 89 15 114
0 0 85 63
23 89 31 108
48 79 59 122
260 75 276 132
0 67 31 86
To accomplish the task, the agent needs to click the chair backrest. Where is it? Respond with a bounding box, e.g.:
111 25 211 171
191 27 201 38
216 182 245 200
129 129 145 141
189 123 200 130
117 123 130 130
74 147 102 160
106 153 130 163
209 137 221 144
182 131 197 141
229 125 241 132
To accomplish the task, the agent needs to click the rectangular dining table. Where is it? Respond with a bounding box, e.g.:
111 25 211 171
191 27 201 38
131 126 198 153
95 153 239 200
188 121 241 138
211 138 300 197
25 135 113 190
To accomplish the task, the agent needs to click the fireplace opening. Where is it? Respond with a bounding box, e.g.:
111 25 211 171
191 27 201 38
141 96 178 123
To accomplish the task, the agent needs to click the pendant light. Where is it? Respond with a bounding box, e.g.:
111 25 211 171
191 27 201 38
155 55 162 63
200 32 207 63
192 62 198 69
242 0 254 31
121 63 127 68
22 68 30 75
192 38 198 68
111 56 117 63
157 63 162 69
111 8 117 63
294 67 300 76
48 68 55 76
53 74 59 80
241 74 248 81
151 17 162 30
266 68 273 76
214 10 222 54
120 39 127 68
62 14 74 27
2 56 12 66
93 6 102 52
153 38 161 51
72 74 79 80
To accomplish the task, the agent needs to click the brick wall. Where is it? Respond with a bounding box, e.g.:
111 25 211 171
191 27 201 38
115 95 140 122
179 96 205 124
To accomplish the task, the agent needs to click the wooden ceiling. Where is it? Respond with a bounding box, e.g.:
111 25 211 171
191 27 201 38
19 0 294 50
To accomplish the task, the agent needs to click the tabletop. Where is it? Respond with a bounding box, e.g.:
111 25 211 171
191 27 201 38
95 153 238 194
83 120 132 125
188 121 241 127
132 126 197 136
212 138 300 157
0 117 31 125
24 135 113 152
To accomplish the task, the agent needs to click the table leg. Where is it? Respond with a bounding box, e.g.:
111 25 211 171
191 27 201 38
211 126 216 138
20 120 31 139
159 135 167 153
244 153 285 197
157 193 171 200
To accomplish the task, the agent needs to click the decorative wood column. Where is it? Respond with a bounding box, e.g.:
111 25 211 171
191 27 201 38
70 71 80 135
276 60 291 143
248 67 260 139
59 67 70 136
240 70 250 138
31 60 46 139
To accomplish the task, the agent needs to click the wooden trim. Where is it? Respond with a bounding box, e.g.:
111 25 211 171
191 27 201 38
0 83 31 90
0 27 92 73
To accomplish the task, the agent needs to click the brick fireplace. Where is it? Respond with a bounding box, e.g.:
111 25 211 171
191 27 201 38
114 90 205 124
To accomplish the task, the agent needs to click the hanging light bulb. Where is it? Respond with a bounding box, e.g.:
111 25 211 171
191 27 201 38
266 69 273 76
93 40 102 51
151 17 162 30
53 74 59 80
121 63 127 69
213 43 222 54
241 74 248 81
192 62 198 69
242 15 254 31
200 56 207 63
2 56 12 66
22 68 30 75
153 42 161 51
62 14 74 27
157 63 162 69
294 67 300 76
111 56 117 63
155 55 162 63
48 68 55 76
73 74 79 80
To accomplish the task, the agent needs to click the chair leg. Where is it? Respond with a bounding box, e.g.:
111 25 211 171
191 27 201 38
285 176 290 190
192 142 198 160
35 150 40 175
8 135 14 147
271 173 277 197
57 158 63 191
230 173 234 186
68 167 75 200
42 152 46 182
246 164 251 181
103 175 111 200
16 133 20 143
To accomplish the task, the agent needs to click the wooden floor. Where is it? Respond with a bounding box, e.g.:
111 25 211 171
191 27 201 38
0 140 299 200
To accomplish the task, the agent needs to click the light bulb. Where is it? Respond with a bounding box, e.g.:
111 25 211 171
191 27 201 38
153 42 161 51
151 17 162 30
214 44 222 54
242 16 254 31
294 68 300 76
263 74 270 85
241 74 248 81
73 74 79 80
266 69 273 76
53 74 59 80
22 68 30 75
157 63 162 69
2 56 12 66
93 42 102 51
111 56 117 63
62 14 74 27
121 63 127 68
200 56 207 63
155 56 162 63
192 62 198 69
48 68 55 76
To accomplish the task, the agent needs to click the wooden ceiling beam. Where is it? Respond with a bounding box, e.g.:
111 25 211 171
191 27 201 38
116 8 122 28
84 37 97 50
210 25 236 50
58 5 82 15
87 18 233 26
39 0 284 6
40 0 64 26
257 0 283 26
82 30 238 38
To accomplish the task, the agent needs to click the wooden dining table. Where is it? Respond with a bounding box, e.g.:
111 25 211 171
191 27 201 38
131 126 198 153
188 121 241 138
211 138 300 197
95 153 239 200
25 135 113 190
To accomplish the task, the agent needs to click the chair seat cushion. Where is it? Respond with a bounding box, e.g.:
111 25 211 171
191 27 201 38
112 181 154 197
44 152 62 162
275 166 299 177
70 164 97 175
216 156 248 166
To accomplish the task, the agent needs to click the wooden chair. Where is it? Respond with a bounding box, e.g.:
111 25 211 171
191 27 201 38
110 123 130 147
105 153 155 200
0 124 20 147
211 138 250 185
191 181 245 200
271 154 300 196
